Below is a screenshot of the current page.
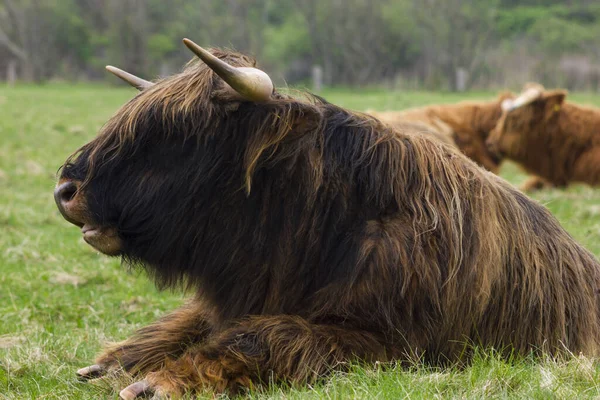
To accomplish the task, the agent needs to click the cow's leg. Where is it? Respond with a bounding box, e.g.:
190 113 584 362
77 298 213 380
118 315 390 399
519 175 556 192
573 149 600 186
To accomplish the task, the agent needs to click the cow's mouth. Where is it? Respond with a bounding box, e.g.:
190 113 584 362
488 150 503 164
55 180 123 256
485 139 503 159
81 224 122 256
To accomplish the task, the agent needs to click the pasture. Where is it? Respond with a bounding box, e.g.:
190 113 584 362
2 84 600 399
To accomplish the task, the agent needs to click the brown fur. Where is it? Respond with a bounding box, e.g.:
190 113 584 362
369 93 513 173
487 89 600 188
57 49 600 397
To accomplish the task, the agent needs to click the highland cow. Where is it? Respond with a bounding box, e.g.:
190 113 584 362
54 39 600 399
486 85 600 191
368 92 514 173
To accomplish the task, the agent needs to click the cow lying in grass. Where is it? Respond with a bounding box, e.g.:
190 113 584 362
54 39 600 399
487 85 600 191
368 92 514 173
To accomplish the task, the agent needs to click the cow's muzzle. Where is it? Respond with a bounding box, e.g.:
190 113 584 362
54 180 84 227
54 179 123 255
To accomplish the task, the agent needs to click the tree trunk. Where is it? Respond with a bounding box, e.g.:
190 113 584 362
7 59 17 86
312 65 323 92
456 67 468 92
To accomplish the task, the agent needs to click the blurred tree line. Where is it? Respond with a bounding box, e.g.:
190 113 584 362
1 0 600 90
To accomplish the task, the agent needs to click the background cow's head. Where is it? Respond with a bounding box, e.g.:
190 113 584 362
486 85 566 159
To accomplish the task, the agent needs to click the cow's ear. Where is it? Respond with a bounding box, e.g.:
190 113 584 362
543 90 566 115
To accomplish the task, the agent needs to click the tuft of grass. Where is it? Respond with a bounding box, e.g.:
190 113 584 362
1 84 600 398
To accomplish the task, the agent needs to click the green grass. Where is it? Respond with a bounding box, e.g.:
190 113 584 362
1 84 600 399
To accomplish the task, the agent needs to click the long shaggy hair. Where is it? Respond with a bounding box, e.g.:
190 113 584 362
487 90 600 188
60 49 600 394
369 93 513 173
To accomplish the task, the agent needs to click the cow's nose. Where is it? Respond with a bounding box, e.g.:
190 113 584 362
54 181 78 207
54 181 83 226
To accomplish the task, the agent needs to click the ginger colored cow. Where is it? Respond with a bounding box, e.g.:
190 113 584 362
487 85 600 191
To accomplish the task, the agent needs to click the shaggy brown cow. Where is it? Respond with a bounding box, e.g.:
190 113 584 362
55 39 600 399
487 85 600 191
368 92 514 173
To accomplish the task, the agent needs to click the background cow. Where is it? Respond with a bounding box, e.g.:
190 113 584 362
55 40 600 399
487 85 600 191
368 93 514 173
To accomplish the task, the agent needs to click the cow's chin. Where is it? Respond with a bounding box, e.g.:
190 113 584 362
82 224 123 256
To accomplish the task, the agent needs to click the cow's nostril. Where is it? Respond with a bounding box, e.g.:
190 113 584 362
54 181 78 206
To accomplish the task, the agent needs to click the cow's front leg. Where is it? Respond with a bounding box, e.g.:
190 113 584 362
119 315 390 399
519 175 557 192
77 298 213 380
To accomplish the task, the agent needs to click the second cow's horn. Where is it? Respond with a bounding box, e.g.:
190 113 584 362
506 87 542 112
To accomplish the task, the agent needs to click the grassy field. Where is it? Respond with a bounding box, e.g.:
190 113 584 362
1 84 600 399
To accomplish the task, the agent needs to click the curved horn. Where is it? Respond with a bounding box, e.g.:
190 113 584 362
500 98 514 112
506 87 542 112
105 66 154 91
182 38 273 102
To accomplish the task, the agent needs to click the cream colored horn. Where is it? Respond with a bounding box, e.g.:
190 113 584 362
105 66 154 91
506 87 542 111
183 38 273 102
